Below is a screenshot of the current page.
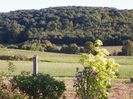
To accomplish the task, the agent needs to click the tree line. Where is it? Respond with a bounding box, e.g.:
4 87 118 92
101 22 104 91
0 6 133 45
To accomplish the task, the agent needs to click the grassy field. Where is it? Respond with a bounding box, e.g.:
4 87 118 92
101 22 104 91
0 48 133 78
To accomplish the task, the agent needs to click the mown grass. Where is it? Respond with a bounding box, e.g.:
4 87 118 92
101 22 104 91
118 65 133 79
0 60 83 77
0 48 80 63
0 48 133 78
0 60 133 78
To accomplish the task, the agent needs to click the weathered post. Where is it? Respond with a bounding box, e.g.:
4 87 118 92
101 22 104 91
33 54 38 76
33 55 38 99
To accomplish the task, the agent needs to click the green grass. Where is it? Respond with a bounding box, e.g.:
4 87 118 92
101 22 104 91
0 60 83 77
118 65 133 79
0 48 133 78
42 56 80 63
109 56 133 65
0 48 80 63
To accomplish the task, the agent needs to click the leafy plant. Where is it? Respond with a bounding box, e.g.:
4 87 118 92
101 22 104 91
0 54 32 61
8 61 16 75
122 40 133 56
13 73 66 99
73 40 119 99
0 62 27 99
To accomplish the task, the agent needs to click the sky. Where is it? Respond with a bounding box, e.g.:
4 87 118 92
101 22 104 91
0 0 133 12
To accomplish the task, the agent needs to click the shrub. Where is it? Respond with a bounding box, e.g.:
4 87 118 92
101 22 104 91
0 55 31 61
0 85 28 99
60 43 79 54
0 44 5 48
73 40 119 99
84 41 94 53
80 47 85 53
19 40 61 52
13 54 31 61
13 73 66 98
60 44 69 53
46 44 59 52
0 62 26 99
69 43 79 54
7 44 18 49
121 40 133 56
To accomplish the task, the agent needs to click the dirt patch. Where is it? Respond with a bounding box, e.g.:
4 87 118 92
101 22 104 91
57 78 133 99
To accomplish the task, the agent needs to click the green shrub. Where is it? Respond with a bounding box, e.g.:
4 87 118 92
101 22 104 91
84 41 94 53
0 62 27 99
69 43 79 54
13 73 66 98
0 86 28 99
60 44 69 53
0 54 31 61
60 43 79 54
13 54 31 61
0 44 5 48
80 47 85 53
74 40 119 99
7 44 18 49
121 40 133 56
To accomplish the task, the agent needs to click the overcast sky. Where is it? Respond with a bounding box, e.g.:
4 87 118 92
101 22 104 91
0 0 133 12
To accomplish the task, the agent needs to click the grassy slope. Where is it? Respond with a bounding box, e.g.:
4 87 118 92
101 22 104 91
0 48 133 78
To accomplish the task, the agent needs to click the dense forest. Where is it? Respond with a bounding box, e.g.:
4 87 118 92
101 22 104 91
0 6 133 45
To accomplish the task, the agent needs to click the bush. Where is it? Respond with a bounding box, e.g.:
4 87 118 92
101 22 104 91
80 47 85 53
13 54 31 61
7 44 18 49
84 41 94 53
60 43 79 54
60 44 69 53
0 62 25 99
121 40 133 56
0 85 28 99
19 40 60 52
73 40 119 99
0 54 31 61
46 44 59 52
0 44 5 48
19 40 46 51
69 43 79 54
13 73 65 98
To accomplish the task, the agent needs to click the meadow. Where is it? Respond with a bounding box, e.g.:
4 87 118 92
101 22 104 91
0 47 132 78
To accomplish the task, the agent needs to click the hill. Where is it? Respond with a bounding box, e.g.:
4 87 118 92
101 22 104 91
0 6 133 45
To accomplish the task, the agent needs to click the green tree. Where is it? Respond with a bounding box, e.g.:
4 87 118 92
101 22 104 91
84 41 94 53
69 43 79 54
122 40 133 56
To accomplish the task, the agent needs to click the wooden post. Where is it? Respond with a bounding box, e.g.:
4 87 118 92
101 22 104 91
33 54 38 76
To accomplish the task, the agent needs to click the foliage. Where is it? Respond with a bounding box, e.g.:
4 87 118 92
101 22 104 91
0 7 133 45
69 43 80 54
60 44 69 53
0 61 26 99
7 61 16 75
60 43 79 54
121 40 133 56
0 44 5 48
13 73 66 98
0 54 31 61
7 44 18 49
19 40 60 52
84 41 94 53
73 40 119 99
0 86 28 99
19 40 46 51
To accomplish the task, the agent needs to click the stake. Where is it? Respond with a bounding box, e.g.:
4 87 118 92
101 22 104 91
33 54 38 76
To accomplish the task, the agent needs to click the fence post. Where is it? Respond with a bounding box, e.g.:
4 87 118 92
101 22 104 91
33 54 38 76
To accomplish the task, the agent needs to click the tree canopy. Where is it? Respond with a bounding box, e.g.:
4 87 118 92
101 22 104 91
0 6 133 45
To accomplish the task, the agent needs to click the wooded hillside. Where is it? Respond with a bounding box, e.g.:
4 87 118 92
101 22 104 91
0 6 133 45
